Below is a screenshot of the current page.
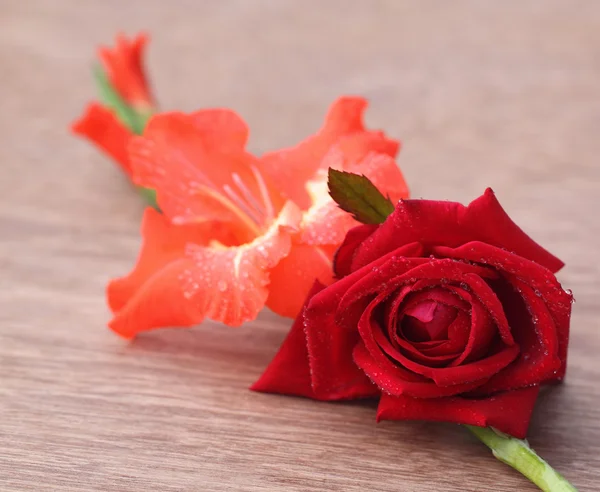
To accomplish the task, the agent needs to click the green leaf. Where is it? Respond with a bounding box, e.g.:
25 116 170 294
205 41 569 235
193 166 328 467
92 65 147 135
327 169 395 224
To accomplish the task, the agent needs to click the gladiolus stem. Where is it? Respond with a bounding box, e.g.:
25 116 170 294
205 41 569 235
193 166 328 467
93 65 158 209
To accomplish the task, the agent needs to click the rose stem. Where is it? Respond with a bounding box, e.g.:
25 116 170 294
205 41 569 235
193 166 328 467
465 425 577 491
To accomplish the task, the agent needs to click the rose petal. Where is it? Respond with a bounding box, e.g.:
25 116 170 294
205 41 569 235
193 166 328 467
393 343 459 367
348 270 518 392
445 311 471 347
447 293 496 366
370 314 519 387
435 241 572 384
407 286 470 312
337 257 496 332
421 311 471 356
354 340 486 398
301 248 405 399
384 282 467 345
412 340 446 349
404 300 438 324
351 290 490 398
382 312 461 367
386 285 417 347
351 189 564 274
251 281 326 399
336 253 430 331
303 292 380 399
399 311 471 360
402 301 457 341
333 224 378 278
476 278 563 394
466 190 564 273
383 285 461 365
445 275 515 346
376 386 540 439
71 103 133 178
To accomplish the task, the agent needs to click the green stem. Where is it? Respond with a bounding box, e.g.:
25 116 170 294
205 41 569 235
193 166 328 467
466 425 577 491
93 65 158 210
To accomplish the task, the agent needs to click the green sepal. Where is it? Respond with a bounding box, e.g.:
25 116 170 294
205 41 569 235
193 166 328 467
93 65 157 209
92 64 148 135
138 187 159 210
327 168 395 224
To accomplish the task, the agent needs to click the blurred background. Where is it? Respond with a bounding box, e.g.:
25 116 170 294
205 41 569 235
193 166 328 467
3 1 598 209
1 1 599 490
3 0 599 301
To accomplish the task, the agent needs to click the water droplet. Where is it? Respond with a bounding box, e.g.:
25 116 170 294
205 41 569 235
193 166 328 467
218 280 227 292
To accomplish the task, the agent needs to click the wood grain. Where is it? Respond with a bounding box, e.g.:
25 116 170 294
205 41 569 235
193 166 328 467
1 1 599 490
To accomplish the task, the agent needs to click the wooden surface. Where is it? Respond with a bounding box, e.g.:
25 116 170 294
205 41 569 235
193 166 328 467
1 1 599 490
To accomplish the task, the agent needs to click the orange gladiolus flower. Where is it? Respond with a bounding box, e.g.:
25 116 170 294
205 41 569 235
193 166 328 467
98 32 154 111
258 98 408 318
71 32 154 179
71 103 134 178
107 97 409 338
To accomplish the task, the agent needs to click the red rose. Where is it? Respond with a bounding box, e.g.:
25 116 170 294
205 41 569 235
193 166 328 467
252 189 572 438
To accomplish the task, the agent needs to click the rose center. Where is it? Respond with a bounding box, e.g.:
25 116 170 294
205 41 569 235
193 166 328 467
400 300 458 342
